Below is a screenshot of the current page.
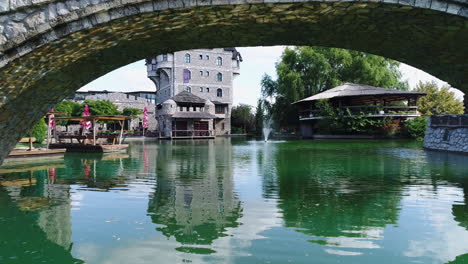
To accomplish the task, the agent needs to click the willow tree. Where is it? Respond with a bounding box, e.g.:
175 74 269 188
261 47 408 129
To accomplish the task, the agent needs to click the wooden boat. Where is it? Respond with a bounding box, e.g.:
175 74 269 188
48 115 130 153
7 148 66 159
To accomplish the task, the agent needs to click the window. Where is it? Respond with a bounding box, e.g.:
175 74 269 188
186 87 191 93
217 88 222 97
206 71 209 76
216 105 224 113
186 107 189 112
216 57 222 66
162 54 168 61
192 106 196 111
199 87 203 92
179 106 183 111
206 87 210 93
222 123 225 130
206 55 209 60
126 94 130 99
200 71 203 76
199 54 203 60
183 69 191 83
217 72 222 82
185 54 191 63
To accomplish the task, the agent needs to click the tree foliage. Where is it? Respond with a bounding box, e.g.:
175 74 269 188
404 116 427 140
123 107 143 119
316 99 386 135
231 104 255 134
82 100 121 116
27 118 47 143
415 81 464 115
261 47 408 128
55 100 82 116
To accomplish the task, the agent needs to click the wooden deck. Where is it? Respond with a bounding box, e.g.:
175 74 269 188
49 143 128 153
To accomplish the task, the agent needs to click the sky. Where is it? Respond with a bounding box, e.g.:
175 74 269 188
80 46 464 107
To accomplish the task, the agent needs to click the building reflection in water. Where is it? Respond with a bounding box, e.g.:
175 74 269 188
147 139 242 253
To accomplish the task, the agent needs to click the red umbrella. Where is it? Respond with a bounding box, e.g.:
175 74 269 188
48 108 55 129
80 105 92 133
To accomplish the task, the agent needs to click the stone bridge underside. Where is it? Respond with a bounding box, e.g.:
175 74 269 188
0 0 467 163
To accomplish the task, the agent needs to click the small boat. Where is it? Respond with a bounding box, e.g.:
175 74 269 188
6 148 66 159
48 115 130 153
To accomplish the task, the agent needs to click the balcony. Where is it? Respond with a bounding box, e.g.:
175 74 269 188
299 105 420 120
171 130 215 139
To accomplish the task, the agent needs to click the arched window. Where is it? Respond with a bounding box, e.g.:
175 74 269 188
186 87 191 93
216 57 222 66
217 88 223 97
183 69 191 83
199 87 203 92
217 72 222 82
185 54 191 63
206 87 210 93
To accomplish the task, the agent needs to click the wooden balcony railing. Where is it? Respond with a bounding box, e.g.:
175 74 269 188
171 130 214 138
299 105 419 120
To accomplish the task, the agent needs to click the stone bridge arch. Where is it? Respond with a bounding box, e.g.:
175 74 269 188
0 0 467 163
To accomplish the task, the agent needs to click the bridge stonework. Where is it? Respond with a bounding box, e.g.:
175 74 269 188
0 0 467 163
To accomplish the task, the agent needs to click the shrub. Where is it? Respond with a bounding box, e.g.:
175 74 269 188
28 119 47 144
382 119 401 137
405 116 427 140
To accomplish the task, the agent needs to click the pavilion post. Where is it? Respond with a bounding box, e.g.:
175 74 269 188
47 121 51 150
92 118 96 146
119 120 124 145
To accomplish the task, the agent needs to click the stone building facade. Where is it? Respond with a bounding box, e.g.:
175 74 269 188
67 90 157 131
146 48 242 135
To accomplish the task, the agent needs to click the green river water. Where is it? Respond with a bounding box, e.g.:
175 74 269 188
1 139 468 264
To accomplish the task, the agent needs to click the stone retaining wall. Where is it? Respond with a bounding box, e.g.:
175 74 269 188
423 115 468 154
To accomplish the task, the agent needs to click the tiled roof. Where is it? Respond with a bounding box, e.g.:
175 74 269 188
295 83 426 103
172 91 206 104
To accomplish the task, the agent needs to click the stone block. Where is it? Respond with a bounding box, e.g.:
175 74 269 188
430 0 448 12
414 0 430 8
10 0 32 10
461 115 468 127
448 116 460 126
0 1 10 13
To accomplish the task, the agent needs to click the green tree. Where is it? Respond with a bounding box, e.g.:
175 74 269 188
415 81 464 115
261 46 408 128
26 118 47 144
82 100 121 116
254 99 264 137
54 100 82 116
231 104 254 134
404 116 427 140
122 107 143 119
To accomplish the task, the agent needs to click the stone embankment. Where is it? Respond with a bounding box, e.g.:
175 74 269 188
424 115 468 154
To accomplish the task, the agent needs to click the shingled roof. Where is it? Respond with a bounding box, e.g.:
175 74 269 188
172 91 206 104
295 83 426 103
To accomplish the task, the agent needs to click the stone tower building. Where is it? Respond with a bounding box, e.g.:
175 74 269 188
146 48 242 136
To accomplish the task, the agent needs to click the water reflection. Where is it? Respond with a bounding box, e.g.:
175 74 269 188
148 140 242 252
0 139 468 263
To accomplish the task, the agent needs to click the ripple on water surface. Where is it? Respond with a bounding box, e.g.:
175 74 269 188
0 139 468 264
